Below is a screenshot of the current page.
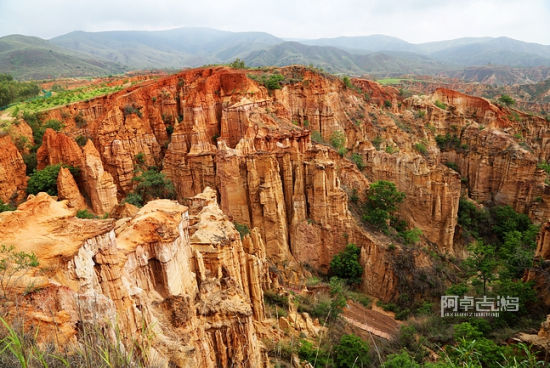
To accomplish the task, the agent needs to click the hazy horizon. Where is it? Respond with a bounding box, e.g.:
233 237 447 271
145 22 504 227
1 0 549 45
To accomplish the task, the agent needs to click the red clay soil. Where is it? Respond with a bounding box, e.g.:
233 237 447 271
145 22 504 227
341 301 400 340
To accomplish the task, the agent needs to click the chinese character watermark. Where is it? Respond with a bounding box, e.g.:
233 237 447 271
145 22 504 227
441 295 519 317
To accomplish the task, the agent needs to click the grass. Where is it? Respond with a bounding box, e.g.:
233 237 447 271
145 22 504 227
0 316 154 368
7 85 124 116
377 78 420 86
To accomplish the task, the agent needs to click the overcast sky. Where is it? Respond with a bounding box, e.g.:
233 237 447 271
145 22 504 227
0 0 548 44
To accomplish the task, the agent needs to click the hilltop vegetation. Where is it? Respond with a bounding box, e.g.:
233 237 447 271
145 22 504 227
0 74 40 107
0 35 125 80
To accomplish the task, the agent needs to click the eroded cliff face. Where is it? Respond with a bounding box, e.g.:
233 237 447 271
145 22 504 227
0 188 269 368
407 89 550 223
0 135 27 204
528 221 550 307
15 66 547 305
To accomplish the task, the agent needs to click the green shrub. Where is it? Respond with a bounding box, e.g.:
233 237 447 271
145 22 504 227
435 133 460 151
498 94 515 106
234 222 250 239
23 152 37 174
401 228 422 245
333 334 370 368
434 100 447 110
453 322 483 341
311 130 324 144
384 100 392 108
372 135 383 150
123 104 142 118
446 283 468 297
444 161 459 171
135 152 145 166
74 112 87 128
76 209 97 219
264 290 289 308
350 153 365 170
342 76 352 89
264 74 285 90
298 339 332 367
0 200 15 213
166 125 174 136
329 244 363 285
75 135 88 146
14 135 28 151
27 164 78 196
330 131 346 151
385 145 396 154
133 169 176 201
123 192 143 207
414 142 427 154
415 110 426 119
382 350 420 368
537 160 550 174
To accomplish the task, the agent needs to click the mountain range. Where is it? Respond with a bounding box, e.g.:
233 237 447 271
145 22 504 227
2 27 550 83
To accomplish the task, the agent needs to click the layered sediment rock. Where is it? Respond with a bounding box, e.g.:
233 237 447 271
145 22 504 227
81 140 118 214
528 221 550 307
23 66 548 306
0 188 269 367
0 135 27 203
57 167 87 210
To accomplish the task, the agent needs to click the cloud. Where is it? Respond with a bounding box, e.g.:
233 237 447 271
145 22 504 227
0 0 548 44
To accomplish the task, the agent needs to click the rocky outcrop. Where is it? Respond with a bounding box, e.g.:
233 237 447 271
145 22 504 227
0 135 28 204
432 88 508 127
57 167 87 210
362 150 461 253
528 221 550 307
81 140 118 214
443 126 549 220
0 188 269 367
36 129 84 170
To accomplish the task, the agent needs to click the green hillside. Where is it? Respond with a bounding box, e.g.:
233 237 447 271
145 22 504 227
0 35 126 80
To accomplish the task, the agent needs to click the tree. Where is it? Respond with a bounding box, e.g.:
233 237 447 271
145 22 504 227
133 169 176 201
27 164 79 196
26 164 63 196
463 240 498 295
363 180 405 230
333 334 370 368
329 244 363 285
350 153 365 170
498 94 515 106
229 58 246 69
382 350 420 368
123 192 144 207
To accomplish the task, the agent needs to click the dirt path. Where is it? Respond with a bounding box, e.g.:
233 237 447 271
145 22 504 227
342 301 401 340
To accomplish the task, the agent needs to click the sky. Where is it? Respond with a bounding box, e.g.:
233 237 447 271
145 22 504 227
0 0 549 44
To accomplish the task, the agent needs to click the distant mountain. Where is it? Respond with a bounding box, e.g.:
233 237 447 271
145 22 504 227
51 28 283 69
3 28 550 84
353 51 449 75
302 35 415 53
439 66 550 86
304 35 550 67
244 43 449 76
428 37 550 67
0 35 125 80
243 42 364 74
